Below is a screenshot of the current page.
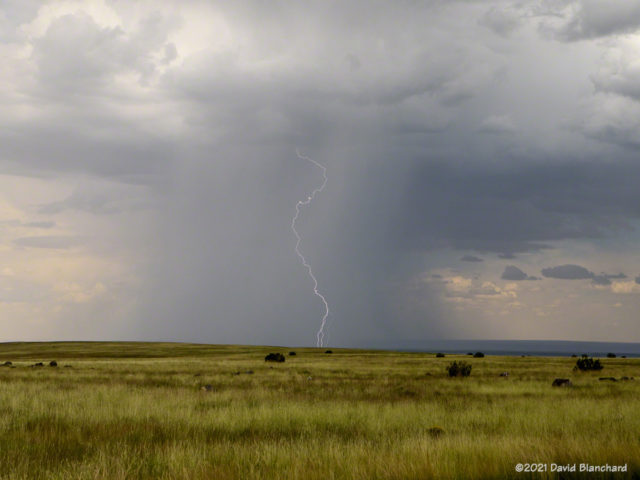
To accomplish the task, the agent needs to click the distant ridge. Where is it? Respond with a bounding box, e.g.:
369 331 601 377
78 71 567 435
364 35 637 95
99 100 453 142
372 339 640 357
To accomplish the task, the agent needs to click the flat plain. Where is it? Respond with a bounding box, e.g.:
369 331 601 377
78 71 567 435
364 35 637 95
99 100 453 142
0 342 638 479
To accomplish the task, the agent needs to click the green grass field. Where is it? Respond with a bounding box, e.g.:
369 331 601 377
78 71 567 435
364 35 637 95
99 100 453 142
0 342 638 479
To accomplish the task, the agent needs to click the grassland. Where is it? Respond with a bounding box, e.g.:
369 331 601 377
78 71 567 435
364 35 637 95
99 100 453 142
0 342 638 479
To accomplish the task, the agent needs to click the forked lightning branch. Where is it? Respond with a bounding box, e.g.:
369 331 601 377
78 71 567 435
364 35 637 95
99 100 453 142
291 150 330 348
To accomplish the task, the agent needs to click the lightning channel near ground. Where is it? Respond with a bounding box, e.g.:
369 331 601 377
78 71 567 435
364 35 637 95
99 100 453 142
291 149 330 348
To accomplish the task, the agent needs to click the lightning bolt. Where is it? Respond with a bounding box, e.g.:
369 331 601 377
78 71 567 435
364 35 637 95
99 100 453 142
292 149 330 348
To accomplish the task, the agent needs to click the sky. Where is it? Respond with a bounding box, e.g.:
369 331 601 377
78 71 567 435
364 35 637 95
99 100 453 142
1 0 640 347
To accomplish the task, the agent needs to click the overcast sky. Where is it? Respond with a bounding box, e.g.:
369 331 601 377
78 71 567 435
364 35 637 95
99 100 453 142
1 0 640 347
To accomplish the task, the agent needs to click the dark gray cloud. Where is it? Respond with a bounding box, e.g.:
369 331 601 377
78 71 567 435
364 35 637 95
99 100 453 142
501 265 538 281
541 264 593 279
539 266 624 285
555 1 640 41
461 255 483 262
392 160 640 256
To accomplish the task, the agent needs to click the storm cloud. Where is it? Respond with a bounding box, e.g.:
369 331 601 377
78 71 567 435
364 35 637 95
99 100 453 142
540 265 629 286
541 265 594 280
501 266 537 281
0 1 639 345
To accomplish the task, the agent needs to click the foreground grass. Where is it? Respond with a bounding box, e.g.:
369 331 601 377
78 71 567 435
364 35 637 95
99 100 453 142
0 342 638 479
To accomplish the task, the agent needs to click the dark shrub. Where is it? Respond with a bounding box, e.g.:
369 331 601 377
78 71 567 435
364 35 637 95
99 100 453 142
2 361 11 366
435 353 445 358
581 354 589 358
473 352 485 358
325 350 333 354
49 360 57 367
574 357 603 371
571 354 577 358
622 355 627 359
289 351 297 356
447 361 472 377
467 352 473 355
33 362 44 367
606 353 616 358
427 426 444 438
552 378 572 387
265 353 285 363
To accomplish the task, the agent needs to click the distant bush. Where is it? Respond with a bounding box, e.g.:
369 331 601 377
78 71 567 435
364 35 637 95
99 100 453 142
325 350 333 354
435 353 445 358
265 353 285 363
552 378 572 387
289 351 297 356
447 361 472 377
473 352 485 358
606 353 616 358
574 357 603 371
581 354 589 358
467 352 473 356
49 360 57 367
427 426 444 438
571 354 577 358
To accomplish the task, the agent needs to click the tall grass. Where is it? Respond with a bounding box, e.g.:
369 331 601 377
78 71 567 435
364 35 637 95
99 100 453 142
0 342 638 479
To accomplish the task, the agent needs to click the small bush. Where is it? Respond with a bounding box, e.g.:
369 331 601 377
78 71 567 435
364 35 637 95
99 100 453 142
289 351 297 356
265 353 285 363
606 352 616 358
473 352 485 358
447 361 472 377
49 360 58 367
467 352 473 356
435 353 445 358
552 378 572 387
325 350 333 354
427 426 444 438
574 357 603 371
